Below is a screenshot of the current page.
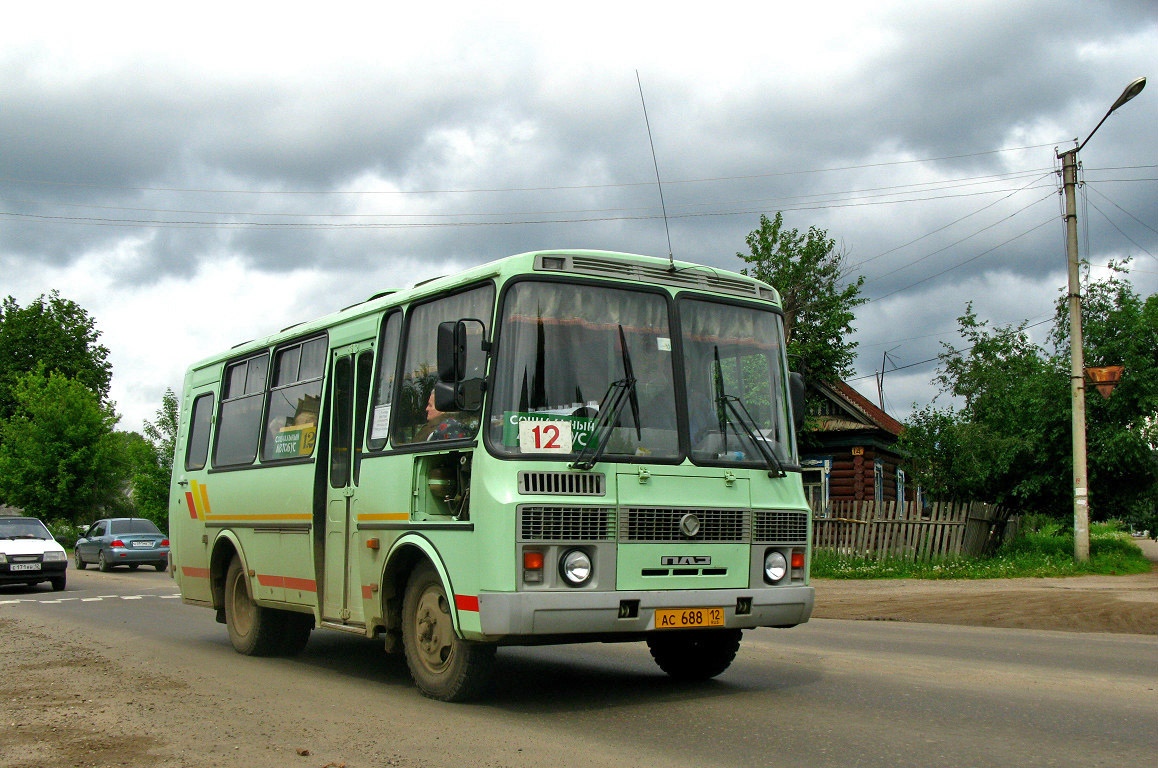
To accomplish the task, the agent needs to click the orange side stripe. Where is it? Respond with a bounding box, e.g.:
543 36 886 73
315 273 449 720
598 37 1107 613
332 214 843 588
182 567 210 578
203 514 313 521
256 574 317 592
357 512 410 522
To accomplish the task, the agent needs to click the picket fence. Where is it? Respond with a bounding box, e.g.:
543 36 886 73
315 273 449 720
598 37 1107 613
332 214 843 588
811 500 1014 561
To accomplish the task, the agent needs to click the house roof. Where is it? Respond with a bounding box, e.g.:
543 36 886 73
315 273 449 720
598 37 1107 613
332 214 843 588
810 380 905 437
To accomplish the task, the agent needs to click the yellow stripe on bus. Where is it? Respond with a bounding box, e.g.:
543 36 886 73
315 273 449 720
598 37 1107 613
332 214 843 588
198 482 212 516
189 480 204 517
202 514 313 521
357 513 411 522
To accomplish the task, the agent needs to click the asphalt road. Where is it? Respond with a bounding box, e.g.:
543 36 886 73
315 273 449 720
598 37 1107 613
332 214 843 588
3 568 1156 768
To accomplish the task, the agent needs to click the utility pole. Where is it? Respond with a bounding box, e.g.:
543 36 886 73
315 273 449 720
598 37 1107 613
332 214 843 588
1056 76 1146 562
1059 147 1089 561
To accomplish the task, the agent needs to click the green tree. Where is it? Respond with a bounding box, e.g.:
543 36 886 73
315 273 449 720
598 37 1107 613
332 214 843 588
0 291 113 423
738 212 866 382
130 388 179 531
900 266 1158 522
0 368 124 523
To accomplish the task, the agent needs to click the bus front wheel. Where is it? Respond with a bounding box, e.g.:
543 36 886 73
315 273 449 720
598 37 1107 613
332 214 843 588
224 557 282 656
646 628 742 680
401 564 495 701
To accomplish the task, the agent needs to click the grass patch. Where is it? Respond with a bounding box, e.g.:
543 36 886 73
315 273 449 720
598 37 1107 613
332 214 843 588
812 521 1153 579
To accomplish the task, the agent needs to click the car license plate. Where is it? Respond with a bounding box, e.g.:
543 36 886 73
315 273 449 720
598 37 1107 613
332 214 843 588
131 541 152 548
10 563 41 571
655 607 726 629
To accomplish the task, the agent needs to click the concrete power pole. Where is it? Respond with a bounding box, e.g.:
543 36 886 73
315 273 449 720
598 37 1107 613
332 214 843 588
1058 148 1090 562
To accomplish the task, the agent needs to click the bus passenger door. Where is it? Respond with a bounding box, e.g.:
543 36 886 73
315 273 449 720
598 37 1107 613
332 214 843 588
322 345 373 626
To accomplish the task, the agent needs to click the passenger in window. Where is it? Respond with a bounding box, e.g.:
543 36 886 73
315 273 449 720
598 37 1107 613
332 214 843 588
414 390 472 441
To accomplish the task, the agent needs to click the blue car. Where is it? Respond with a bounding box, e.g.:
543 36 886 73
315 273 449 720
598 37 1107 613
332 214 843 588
75 518 169 572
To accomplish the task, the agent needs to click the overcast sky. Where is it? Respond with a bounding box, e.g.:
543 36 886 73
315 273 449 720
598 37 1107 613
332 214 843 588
2 1 1155 432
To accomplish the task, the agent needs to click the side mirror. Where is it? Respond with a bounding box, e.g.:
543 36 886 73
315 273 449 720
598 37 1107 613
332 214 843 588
789 372 806 431
435 318 488 412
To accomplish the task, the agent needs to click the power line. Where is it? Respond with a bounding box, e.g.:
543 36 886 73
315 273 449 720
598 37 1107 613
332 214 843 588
0 142 1063 197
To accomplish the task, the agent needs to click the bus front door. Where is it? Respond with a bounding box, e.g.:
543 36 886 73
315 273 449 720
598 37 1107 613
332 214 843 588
322 346 374 627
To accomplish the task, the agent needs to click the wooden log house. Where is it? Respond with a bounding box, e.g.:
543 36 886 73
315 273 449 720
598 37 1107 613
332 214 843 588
798 380 914 516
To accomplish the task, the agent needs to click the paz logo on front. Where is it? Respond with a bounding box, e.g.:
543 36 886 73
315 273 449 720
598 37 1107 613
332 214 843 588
679 513 701 538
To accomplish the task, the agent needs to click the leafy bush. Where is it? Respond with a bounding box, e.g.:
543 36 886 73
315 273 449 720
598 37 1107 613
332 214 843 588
46 519 84 549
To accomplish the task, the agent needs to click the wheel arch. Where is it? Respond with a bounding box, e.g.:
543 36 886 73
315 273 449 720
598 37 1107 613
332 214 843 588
380 535 462 637
208 530 245 611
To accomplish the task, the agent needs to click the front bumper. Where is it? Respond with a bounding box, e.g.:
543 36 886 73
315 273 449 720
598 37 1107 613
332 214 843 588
476 585 813 638
0 561 67 583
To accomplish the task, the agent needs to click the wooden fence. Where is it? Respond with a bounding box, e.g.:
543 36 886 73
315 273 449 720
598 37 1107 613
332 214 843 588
812 500 1014 561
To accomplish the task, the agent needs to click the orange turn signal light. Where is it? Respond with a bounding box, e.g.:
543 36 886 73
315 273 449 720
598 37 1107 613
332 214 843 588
366 538 380 550
791 552 805 569
524 551 545 570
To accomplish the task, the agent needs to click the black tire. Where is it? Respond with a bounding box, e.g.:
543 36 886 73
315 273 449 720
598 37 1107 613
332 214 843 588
646 629 742 680
98 551 112 572
74 550 86 570
276 611 314 656
223 557 282 656
155 562 167 572
50 575 66 592
401 564 495 701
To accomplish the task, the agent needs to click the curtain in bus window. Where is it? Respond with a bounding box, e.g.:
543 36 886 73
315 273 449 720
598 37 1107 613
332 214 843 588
367 312 402 450
393 285 494 445
262 337 325 461
214 353 269 467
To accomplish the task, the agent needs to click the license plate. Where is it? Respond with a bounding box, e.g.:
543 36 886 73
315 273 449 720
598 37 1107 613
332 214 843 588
655 607 726 629
131 541 153 548
10 563 41 571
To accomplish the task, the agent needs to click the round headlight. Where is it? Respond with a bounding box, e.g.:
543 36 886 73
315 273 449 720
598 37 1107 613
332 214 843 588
764 550 788 582
559 549 592 586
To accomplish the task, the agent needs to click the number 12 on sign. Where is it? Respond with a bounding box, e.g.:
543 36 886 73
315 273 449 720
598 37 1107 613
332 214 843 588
518 420 573 453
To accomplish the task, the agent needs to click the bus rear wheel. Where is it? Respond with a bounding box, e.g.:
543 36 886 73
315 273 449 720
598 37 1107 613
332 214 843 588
224 557 282 656
646 628 742 680
401 564 494 702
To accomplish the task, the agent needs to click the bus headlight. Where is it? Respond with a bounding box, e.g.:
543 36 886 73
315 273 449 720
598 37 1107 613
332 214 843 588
559 549 592 587
764 550 788 583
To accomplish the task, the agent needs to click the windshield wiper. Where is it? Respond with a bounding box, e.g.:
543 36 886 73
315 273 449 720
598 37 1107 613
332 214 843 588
571 326 640 470
712 346 786 478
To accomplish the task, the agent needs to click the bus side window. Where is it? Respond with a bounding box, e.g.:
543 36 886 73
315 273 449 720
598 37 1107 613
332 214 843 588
261 336 326 462
185 393 214 471
213 353 269 467
393 284 494 445
367 312 402 451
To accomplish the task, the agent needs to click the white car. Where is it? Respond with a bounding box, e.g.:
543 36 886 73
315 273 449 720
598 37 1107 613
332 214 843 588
0 516 68 591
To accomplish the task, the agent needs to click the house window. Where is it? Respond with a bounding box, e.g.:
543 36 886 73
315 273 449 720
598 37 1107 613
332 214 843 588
801 458 831 516
896 467 906 505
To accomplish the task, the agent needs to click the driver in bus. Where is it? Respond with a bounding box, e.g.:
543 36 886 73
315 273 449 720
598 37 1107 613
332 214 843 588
414 390 472 442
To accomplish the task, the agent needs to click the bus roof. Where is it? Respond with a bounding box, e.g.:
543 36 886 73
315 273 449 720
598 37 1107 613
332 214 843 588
187 249 779 372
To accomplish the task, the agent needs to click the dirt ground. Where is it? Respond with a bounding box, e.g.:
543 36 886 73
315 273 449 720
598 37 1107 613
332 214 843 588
812 537 1158 635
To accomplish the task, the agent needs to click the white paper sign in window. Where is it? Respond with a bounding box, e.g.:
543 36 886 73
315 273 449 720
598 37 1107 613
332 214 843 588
518 419 573 453
370 404 392 440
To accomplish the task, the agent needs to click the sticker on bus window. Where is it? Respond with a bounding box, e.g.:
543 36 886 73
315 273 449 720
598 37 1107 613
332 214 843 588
657 337 671 352
370 405 391 440
518 420 573 453
273 425 317 457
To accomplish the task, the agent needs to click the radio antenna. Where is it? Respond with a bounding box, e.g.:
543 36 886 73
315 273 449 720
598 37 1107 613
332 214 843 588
636 70 675 271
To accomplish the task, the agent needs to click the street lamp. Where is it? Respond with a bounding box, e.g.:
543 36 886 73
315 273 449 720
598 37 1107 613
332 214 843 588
1058 76 1146 562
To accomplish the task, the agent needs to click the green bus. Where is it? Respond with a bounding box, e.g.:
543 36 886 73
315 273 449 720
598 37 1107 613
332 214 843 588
170 249 814 700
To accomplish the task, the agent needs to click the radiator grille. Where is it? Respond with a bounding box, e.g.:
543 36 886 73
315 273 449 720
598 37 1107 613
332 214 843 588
518 506 616 542
618 507 750 543
753 510 809 543
518 471 606 496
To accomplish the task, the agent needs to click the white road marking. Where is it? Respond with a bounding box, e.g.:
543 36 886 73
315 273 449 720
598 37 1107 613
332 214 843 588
1 593 182 606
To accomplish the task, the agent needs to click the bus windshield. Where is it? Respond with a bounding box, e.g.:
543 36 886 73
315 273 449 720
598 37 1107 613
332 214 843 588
489 281 680 460
680 297 795 468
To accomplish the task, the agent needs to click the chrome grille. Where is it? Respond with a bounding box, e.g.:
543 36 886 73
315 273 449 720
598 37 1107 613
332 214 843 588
619 508 750 543
753 510 809 543
518 506 616 542
518 471 606 496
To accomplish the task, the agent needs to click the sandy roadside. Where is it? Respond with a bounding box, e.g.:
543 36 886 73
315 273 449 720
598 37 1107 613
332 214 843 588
811 537 1158 635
